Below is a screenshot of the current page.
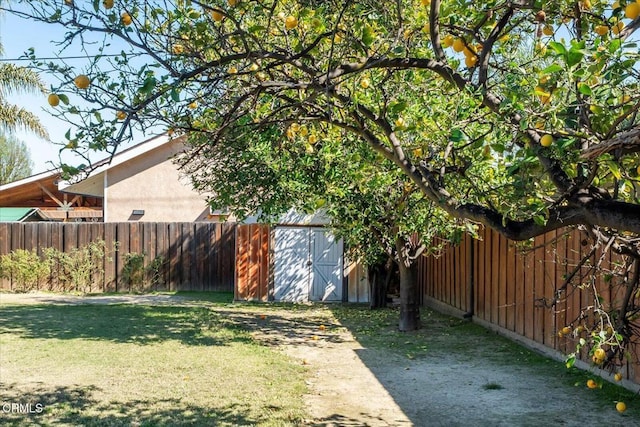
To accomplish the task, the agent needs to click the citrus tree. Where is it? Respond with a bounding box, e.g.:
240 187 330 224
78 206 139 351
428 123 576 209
183 126 467 329
5 0 640 364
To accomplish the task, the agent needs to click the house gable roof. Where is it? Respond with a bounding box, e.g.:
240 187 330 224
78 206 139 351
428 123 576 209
58 133 180 197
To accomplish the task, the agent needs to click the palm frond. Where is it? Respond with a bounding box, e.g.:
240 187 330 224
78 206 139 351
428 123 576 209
0 102 49 139
0 63 47 96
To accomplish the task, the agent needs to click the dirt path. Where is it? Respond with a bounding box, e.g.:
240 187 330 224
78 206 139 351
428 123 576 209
2 292 639 426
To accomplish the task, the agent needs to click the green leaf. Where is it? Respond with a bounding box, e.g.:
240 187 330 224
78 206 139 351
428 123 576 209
449 128 464 143
390 100 407 114
140 76 157 94
170 88 180 102
548 41 567 56
541 64 563 74
565 354 576 369
609 39 621 53
566 50 584 68
533 214 546 226
605 160 622 180
58 94 70 105
248 25 266 34
362 24 375 47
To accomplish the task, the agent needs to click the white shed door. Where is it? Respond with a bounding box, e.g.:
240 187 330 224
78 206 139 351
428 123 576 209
273 227 343 302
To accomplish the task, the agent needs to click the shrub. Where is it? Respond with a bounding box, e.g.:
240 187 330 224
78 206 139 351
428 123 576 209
122 252 145 291
43 240 107 293
0 249 50 292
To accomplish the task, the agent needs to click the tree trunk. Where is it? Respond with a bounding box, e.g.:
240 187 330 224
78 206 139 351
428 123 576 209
396 239 420 331
368 257 394 309
368 262 387 309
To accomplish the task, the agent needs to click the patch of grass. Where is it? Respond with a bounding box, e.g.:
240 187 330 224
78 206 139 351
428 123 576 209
0 302 307 426
482 382 504 390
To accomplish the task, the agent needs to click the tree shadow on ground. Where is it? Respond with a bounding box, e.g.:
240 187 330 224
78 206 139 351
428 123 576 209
0 304 252 347
218 305 349 348
328 305 640 427
0 382 264 427
308 413 388 426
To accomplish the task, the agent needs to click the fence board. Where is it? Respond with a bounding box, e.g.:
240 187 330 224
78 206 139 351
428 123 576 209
235 224 269 301
498 233 507 328
505 240 516 332
555 231 568 353
0 224 10 289
515 242 525 336
475 231 485 319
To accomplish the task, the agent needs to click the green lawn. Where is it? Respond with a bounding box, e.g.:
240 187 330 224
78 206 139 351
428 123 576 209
1 293 637 425
0 296 307 427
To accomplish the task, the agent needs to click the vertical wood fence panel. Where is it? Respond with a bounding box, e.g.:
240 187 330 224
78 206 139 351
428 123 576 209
0 224 9 289
0 222 235 293
235 224 270 301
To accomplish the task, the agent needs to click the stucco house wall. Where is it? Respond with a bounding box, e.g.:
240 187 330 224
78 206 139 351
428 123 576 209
104 141 209 222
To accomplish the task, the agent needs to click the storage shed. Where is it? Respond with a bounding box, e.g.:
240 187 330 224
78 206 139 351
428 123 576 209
234 213 369 303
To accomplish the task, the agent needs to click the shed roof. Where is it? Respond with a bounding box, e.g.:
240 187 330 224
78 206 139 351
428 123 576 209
0 207 38 222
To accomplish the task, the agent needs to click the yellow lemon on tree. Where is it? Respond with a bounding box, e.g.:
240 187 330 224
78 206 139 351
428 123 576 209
594 25 608 36
616 402 627 413
188 101 198 109
452 38 465 52
121 12 133 26
74 74 91 89
442 34 454 48
542 25 553 36
612 21 624 35
116 110 126 120
561 326 571 336
102 0 114 9
465 55 478 68
172 44 184 55
625 2 640 20
540 134 553 147
285 15 298 30
47 93 60 107
211 10 224 22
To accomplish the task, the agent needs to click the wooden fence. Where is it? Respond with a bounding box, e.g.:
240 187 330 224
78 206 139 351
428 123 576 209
0 222 236 293
235 224 270 301
419 226 640 384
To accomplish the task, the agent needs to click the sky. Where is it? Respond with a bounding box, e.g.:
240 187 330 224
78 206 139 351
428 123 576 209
0 7 138 175
1 12 81 174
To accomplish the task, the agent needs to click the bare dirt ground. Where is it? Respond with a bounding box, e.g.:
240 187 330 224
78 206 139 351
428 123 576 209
2 292 639 427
